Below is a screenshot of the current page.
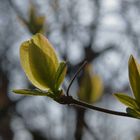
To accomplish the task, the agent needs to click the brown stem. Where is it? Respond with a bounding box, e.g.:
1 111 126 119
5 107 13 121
66 61 87 96
57 95 134 119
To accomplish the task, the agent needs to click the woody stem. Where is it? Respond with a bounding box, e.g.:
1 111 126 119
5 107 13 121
58 95 134 119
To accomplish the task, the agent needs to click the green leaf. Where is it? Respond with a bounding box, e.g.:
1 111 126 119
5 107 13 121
126 107 140 119
20 33 59 91
91 74 103 102
78 65 93 103
13 89 54 98
27 4 45 34
114 93 140 110
129 55 140 101
54 61 67 91
78 65 103 104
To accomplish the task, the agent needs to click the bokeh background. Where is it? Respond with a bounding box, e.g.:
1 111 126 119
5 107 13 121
0 0 140 140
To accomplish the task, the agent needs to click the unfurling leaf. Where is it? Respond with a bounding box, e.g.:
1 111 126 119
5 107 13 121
126 108 140 119
20 33 59 91
91 75 103 102
78 64 103 104
78 65 92 103
27 4 45 34
114 55 140 119
54 61 67 90
13 89 54 98
114 93 140 110
15 33 66 97
129 55 140 101
19 4 45 34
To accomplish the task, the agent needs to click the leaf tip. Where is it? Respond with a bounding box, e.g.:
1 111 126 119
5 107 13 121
113 93 120 98
128 54 135 65
12 89 19 94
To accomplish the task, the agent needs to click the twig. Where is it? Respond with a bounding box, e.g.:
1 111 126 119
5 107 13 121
66 61 87 96
57 95 135 119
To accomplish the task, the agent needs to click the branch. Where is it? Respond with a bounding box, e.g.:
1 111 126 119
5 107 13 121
57 95 134 119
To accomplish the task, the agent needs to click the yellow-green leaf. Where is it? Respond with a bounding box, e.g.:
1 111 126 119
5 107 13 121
27 4 45 34
91 75 103 102
114 93 140 110
13 89 53 97
32 33 59 69
129 55 140 101
78 65 103 104
78 65 93 103
126 107 140 119
54 61 67 90
20 33 59 91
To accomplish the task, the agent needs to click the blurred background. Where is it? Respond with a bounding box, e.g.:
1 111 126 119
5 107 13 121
0 0 140 140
